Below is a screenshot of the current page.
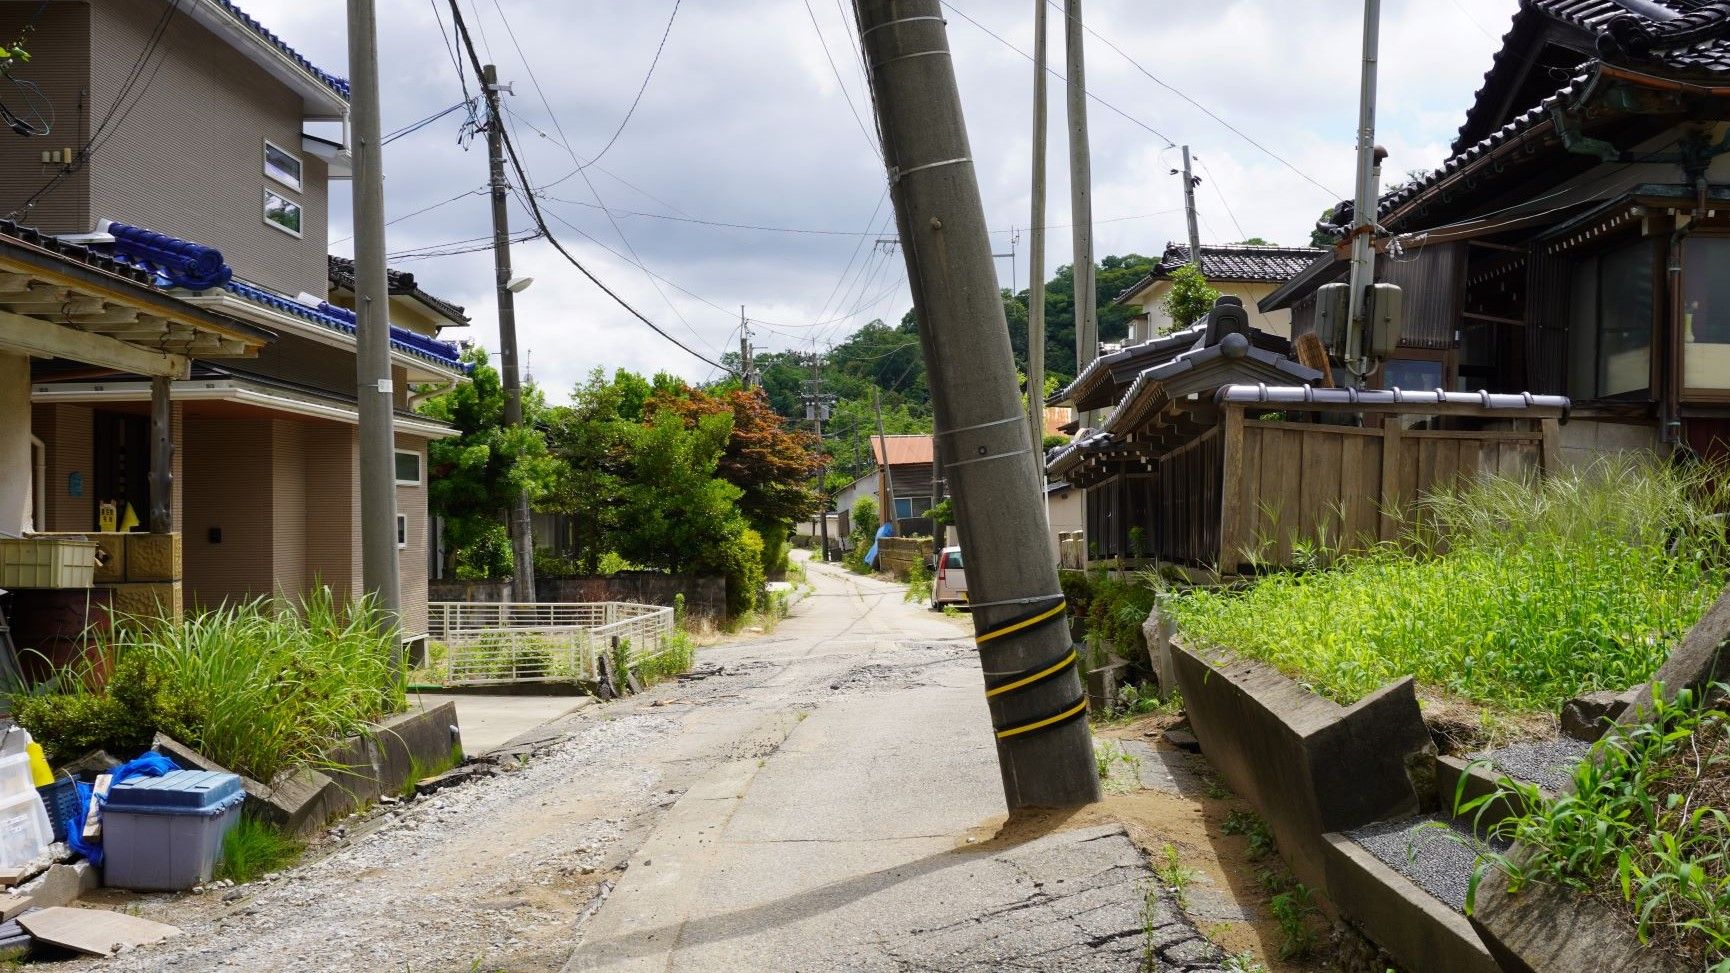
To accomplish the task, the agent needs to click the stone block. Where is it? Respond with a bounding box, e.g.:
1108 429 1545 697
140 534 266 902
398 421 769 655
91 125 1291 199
123 532 180 583
1560 690 1627 742
14 862 96 910
102 582 181 622
1640 584 1730 713
321 703 462 822
151 734 335 837
89 534 125 585
1471 864 1688 973
1143 605 1178 701
1323 834 1500 973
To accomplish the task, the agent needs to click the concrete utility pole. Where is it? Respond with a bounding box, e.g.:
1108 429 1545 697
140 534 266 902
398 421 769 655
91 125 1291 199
1180 146 1203 266
481 63 535 603
1065 0 1098 386
851 0 1100 810
1026 0 1048 464
801 352 835 561
872 387 894 528
1345 0 1383 381
347 0 401 648
739 309 754 388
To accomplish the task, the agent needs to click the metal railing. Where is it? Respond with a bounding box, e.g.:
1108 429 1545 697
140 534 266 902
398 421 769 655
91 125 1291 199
427 601 676 687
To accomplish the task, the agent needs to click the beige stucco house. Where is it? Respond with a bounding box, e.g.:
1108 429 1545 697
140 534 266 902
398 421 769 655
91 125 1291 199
1115 243 1324 343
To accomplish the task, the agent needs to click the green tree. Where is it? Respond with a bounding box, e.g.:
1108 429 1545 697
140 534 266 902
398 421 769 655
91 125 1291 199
1310 208 1339 249
417 347 562 579
1161 265 1221 331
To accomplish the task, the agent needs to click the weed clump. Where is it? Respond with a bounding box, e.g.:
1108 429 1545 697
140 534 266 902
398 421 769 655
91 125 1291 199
1166 458 1730 713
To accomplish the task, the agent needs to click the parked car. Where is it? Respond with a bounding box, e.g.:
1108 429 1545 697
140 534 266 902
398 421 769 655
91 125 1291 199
931 546 967 610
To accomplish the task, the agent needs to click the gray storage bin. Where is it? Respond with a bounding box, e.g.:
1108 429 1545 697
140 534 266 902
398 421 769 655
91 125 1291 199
102 770 245 891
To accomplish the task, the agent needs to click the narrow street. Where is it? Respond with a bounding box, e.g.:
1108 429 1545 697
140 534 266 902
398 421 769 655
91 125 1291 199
62 559 1227 973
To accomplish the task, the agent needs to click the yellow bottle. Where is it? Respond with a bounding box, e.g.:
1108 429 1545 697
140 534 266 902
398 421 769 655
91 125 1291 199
25 741 52 788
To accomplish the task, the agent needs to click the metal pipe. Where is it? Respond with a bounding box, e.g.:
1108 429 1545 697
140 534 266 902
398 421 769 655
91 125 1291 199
1607 0 1682 21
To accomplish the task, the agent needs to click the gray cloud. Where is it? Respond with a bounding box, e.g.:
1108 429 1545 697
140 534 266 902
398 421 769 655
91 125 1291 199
238 0 1519 398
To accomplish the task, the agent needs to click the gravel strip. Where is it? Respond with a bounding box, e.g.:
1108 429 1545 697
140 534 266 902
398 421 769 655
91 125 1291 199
1469 737 1592 794
1346 814 1490 913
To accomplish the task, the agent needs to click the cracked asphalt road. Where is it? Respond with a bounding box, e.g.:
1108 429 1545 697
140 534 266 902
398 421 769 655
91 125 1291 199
58 556 1227 973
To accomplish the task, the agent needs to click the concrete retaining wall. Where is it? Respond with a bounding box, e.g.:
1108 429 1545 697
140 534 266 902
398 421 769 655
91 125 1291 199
427 579 513 603
1169 638 1435 893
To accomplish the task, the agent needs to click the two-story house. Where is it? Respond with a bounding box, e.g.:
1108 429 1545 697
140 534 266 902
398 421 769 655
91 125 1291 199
1261 0 1730 462
4 0 467 649
1113 243 1324 343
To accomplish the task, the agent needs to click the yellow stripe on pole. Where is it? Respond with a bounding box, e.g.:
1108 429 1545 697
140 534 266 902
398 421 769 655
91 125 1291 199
975 601 1067 647
995 699 1089 740
985 650 1076 699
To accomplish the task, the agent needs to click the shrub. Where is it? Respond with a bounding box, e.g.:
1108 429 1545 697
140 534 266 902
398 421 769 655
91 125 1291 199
904 556 932 604
720 527 767 618
17 588 405 783
1167 458 1730 713
759 524 789 580
534 546 582 579
850 497 878 551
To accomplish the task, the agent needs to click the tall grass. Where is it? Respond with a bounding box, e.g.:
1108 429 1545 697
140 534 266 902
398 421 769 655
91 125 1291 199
17 588 406 783
1166 457 1730 713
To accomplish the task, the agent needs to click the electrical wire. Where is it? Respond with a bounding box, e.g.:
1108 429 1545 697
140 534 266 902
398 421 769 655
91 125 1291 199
561 0 681 170
332 185 488 247
803 0 880 158
936 1 1177 149
447 0 733 375
1194 155 1247 241
1038 0 1344 200
383 99 476 144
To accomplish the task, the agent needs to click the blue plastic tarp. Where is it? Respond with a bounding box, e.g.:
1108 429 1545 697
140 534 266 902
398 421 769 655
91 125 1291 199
66 751 181 867
864 522 896 568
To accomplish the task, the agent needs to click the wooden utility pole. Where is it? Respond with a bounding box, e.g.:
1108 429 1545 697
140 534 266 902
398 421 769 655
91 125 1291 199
481 63 535 603
1065 0 1098 384
872 387 895 528
348 0 401 649
1026 0 1048 463
851 0 1100 809
1180 146 1203 266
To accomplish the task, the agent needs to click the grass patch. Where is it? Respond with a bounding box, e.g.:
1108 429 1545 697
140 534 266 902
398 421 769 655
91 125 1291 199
402 744 466 799
217 814 303 884
15 587 405 783
637 631 697 686
903 556 932 605
1154 843 1197 909
1467 684 1730 968
1166 457 1730 714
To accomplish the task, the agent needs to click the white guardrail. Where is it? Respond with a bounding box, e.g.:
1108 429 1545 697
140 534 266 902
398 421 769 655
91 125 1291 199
427 601 676 686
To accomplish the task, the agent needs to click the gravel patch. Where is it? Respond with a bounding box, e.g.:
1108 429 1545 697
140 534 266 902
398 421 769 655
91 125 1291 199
1346 815 1494 913
1470 737 1592 794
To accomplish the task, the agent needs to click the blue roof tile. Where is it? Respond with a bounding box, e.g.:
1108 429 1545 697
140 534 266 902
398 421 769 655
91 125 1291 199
226 280 465 371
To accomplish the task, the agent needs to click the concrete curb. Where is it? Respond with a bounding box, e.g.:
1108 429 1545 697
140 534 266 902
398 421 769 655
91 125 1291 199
1323 833 1500 973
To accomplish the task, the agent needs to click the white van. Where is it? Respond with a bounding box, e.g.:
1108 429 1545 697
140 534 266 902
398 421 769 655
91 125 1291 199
931 546 968 609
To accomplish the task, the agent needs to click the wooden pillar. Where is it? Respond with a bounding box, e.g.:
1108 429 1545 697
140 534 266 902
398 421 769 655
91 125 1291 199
1539 417 1561 474
1378 416 1403 543
1217 407 1245 574
148 376 173 534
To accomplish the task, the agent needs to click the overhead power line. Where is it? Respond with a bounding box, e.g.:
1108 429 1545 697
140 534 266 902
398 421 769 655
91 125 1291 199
446 0 733 375
567 0 682 169
1038 0 1344 200
802 0 880 157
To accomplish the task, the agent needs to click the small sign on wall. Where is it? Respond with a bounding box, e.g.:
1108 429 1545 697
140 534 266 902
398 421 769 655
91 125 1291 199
67 472 82 498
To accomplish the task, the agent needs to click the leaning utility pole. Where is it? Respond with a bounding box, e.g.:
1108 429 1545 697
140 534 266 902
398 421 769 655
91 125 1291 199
852 0 1100 809
481 63 535 603
1345 0 1384 381
1180 146 1203 266
347 0 401 649
1026 0 1048 463
1065 0 1098 386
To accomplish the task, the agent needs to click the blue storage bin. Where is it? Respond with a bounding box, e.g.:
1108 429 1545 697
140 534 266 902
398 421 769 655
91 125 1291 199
103 770 246 891
37 778 79 845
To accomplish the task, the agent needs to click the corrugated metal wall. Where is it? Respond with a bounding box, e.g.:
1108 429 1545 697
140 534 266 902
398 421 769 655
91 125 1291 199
1525 247 1572 395
1378 241 1464 350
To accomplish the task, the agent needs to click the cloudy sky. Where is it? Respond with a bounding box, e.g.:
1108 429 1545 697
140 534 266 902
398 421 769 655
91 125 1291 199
244 0 1521 399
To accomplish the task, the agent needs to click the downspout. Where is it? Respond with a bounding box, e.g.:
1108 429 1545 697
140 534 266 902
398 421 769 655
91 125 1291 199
29 433 44 534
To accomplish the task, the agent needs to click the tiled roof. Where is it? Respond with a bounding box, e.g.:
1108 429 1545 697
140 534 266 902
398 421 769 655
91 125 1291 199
209 1 350 99
225 280 465 371
328 256 469 325
0 220 155 285
870 435 934 467
1155 243 1327 284
1326 0 1730 235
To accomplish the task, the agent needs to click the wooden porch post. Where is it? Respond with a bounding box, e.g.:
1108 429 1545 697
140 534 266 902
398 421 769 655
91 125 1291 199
1539 417 1562 473
149 376 173 534
1218 406 1245 574
1378 417 1403 543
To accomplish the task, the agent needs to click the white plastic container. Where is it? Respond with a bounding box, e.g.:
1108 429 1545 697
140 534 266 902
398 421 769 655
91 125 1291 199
0 791 52 868
0 753 34 804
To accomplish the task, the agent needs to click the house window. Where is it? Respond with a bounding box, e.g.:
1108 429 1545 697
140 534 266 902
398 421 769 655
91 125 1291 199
1570 240 1654 399
263 189 303 237
395 450 422 486
264 140 303 191
1683 237 1730 391
893 496 932 520
396 514 408 550
1382 359 1444 392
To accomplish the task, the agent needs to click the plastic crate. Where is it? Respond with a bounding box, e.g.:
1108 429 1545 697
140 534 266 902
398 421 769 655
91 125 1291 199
0 792 51 869
0 538 97 589
0 754 33 804
37 778 78 845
